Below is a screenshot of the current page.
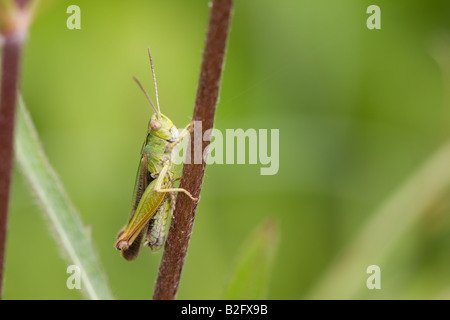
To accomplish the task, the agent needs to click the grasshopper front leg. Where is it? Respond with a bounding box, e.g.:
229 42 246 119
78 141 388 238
166 121 193 153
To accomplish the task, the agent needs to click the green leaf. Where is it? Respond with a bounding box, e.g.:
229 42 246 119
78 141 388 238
14 95 114 300
223 219 279 300
309 139 450 299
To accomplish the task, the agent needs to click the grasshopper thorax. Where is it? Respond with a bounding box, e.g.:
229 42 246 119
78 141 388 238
148 113 179 142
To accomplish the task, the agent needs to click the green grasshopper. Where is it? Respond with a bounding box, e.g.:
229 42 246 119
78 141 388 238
116 48 197 261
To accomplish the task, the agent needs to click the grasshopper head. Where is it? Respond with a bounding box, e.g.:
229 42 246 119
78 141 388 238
134 48 179 142
149 113 179 142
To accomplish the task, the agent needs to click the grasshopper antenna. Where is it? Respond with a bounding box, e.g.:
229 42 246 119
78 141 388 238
148 47 162 119
132 76 159 116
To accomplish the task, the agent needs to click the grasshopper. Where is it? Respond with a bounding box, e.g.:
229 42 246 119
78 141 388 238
116 48 197 261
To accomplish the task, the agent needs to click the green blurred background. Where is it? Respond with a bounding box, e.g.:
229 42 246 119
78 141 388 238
4 0 450 299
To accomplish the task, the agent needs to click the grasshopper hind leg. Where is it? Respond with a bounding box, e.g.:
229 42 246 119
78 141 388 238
120 225 148 261
170 192 176 219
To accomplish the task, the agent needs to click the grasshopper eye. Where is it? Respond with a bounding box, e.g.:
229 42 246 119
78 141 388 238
150 119 161 131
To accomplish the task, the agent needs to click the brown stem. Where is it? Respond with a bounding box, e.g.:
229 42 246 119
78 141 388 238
153 0 233 300
15 0 28 9
0 1 29 299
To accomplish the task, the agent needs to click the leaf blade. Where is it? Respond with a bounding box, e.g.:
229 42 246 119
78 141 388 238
223 219 279 300
14 95 114 300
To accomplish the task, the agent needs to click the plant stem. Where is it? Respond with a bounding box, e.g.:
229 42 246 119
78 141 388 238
15 0 28 8
153 0 233 300
0 0 29 298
